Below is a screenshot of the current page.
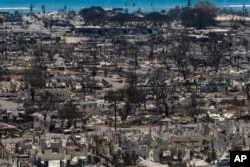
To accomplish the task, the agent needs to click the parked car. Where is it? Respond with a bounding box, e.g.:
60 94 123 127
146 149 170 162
217 158 230 166
64 127 83 134
210 160 218 165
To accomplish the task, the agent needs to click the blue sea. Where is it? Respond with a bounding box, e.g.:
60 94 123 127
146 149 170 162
0 0 249 13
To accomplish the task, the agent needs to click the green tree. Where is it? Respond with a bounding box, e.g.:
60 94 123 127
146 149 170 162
181 2 218 29
168 6 181 21
194 1 219 14
110 13 132 27
79 6 106 26
145 12 169 27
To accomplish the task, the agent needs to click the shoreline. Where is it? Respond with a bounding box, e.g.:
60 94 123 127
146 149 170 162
0 3 250 14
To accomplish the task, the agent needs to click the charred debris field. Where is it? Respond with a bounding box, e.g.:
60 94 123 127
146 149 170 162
0 2 250 167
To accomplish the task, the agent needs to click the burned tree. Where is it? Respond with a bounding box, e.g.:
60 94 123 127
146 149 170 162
38 90 59 116
204 34 227 73
58 102 80 128
119 84 146 121
186 93 205 123
105 84 145 128
171 32 191 79
148 67 180 115
149 68 166 113
246 82 250 100
22 68 46 101
105 90 123 130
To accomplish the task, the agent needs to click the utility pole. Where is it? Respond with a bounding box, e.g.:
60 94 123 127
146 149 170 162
30 4 34 14
187 0 191 7
243 4 246 15
106 91 122 131
114 100 117 131
211 139 215 161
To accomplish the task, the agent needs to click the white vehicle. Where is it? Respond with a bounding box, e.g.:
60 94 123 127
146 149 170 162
64 127 83 134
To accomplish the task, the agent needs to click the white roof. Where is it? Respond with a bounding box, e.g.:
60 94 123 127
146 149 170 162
139 158 168 167
191 159 209 167
48 160 61 167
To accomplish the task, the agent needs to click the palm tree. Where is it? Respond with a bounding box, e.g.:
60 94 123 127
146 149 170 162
64 5 67 14
41 5 46 13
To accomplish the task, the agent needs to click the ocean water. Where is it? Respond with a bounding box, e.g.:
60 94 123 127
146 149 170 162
0 0 249 13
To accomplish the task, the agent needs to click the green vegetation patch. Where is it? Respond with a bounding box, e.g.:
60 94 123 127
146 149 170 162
53 31 66 36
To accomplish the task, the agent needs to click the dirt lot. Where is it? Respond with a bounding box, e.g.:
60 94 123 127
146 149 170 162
65 36 90 43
